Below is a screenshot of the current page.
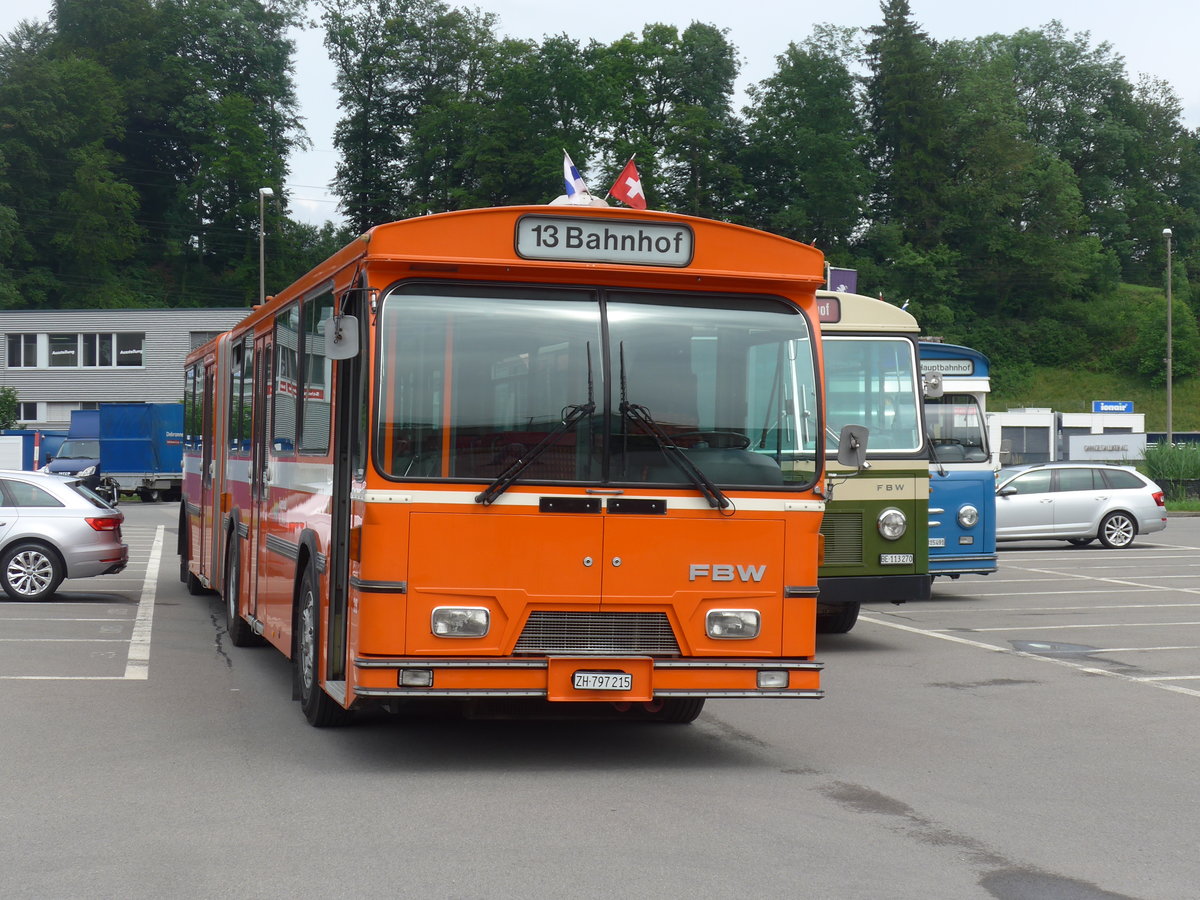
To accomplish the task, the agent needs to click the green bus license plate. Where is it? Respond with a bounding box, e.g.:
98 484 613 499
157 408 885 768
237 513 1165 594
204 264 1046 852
880 553 914 565
573 671 632 691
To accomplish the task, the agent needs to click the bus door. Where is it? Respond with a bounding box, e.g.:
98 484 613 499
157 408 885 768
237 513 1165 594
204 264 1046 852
199 361 217 584
324 295 363 685
249 331 273 623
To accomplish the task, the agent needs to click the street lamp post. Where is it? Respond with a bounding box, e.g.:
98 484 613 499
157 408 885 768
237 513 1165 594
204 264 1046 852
258 187 274 305
1163 227 1173 445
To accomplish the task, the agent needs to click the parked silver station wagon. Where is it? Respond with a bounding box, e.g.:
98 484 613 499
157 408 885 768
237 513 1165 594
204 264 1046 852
995 462 1167 549
0 471 129 601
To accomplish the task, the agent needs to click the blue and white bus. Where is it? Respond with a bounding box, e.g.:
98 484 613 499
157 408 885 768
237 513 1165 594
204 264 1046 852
918 342 998 578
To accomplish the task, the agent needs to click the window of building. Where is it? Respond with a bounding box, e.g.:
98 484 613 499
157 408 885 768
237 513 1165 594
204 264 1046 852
17 402 38 422
8 333 143 368
49 334 79 367
116 333 143 366
6 334 37 367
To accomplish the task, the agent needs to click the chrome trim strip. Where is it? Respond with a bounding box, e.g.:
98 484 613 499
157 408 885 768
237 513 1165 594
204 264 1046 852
356 658 548 670
353 688 823 699
350 578 407 594
353 488 823 513
266 534 299 560
353 657 821 671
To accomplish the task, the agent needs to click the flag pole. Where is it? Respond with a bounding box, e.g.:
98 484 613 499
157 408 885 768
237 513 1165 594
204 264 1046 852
606 154 636 202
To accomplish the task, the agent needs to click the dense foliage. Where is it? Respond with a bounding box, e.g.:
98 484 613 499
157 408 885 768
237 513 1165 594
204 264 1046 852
1 0 1197 391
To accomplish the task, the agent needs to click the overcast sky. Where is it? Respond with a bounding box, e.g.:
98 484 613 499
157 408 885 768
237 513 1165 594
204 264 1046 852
4 0 1199 226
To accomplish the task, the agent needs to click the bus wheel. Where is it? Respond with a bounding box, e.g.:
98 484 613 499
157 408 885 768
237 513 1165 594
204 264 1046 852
295 566 352 728
816 602 860 634
651 698 706 724
178 511 208 596
224 541 261 648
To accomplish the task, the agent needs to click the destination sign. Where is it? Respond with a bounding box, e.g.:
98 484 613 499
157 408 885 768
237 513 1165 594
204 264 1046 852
920 358 974 376
515 215 693 267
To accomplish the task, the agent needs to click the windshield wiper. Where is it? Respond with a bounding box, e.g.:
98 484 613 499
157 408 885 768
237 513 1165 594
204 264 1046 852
617 343 731 511
475 344 595 506
926 437 948 477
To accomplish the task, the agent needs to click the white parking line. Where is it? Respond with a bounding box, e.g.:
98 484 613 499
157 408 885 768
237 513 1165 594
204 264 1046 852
859 614 1200 699
0 525 163 682
911 603 1200 614
943 621 1200 633
123 526 162 680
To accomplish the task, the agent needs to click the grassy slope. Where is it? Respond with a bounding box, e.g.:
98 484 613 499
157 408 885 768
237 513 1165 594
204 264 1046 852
989 368 1200 432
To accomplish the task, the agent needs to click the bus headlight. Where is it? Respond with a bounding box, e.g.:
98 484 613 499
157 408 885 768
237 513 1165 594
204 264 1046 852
78 465 97 477
431 607 489 638
878 508 907 541
958 504 979 528
706 610 760 639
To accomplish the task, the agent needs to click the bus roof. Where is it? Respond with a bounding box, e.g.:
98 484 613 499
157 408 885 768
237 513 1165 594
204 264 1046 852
190 205 828 361
276 205 824 301
816 291 919 334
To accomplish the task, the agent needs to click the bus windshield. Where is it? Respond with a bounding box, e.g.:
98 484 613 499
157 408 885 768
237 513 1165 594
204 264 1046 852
375 283 819 489
925 392 989 462
824 336 921 453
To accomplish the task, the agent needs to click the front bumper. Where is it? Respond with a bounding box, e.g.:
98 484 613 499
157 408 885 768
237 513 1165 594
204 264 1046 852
817 573 932 605
352 656 823 701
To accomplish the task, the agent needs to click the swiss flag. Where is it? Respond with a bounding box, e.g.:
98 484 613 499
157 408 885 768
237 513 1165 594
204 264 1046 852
610 157 647 209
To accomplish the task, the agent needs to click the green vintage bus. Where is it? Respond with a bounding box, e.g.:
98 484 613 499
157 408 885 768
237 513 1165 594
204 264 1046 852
816 291 931 633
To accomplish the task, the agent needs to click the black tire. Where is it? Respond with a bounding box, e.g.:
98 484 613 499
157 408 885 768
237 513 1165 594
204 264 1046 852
137 488 161 503
179 509 210 595
224 539 261 647
817 602 860 634
1068 538 1094 547
651 698 706 723
1 541 65 602
1098 512 1137 549
186 568 208 595
295 566 352 727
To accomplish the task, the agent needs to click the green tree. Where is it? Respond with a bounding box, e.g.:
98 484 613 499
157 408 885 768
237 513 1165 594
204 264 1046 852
863 0 950 245
741 28 871 249
0 386 20 430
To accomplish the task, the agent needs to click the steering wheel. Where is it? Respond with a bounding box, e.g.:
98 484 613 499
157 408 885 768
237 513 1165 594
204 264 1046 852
672 431 752 450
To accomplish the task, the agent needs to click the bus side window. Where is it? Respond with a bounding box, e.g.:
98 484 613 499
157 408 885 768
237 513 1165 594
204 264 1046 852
274 305 299 454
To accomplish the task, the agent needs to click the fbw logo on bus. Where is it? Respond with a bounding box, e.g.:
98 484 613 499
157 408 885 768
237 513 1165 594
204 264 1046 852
689 564 767 582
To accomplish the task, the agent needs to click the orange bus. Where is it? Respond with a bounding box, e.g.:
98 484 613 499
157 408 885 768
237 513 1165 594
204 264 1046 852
180 202 832 726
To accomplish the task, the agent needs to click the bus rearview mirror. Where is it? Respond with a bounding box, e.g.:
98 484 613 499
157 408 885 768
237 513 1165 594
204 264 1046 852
324 315 359 360
836 424 869 470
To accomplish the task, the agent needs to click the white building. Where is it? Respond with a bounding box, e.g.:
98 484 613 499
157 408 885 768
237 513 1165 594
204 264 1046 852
2 308 245 429
987 407 1146 467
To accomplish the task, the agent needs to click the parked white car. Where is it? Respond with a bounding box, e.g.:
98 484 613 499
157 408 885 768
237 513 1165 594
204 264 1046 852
995 463 1167 549
0 471 129 601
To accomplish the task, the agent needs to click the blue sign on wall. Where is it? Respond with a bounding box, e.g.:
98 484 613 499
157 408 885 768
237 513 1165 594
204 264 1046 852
1092 400 1134 413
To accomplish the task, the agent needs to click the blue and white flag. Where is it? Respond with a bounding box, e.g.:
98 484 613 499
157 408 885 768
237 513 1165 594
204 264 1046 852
563 151 591 200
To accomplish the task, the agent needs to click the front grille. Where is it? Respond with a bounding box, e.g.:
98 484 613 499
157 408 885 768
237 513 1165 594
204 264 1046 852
820 511 864 565
514 611 681 656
